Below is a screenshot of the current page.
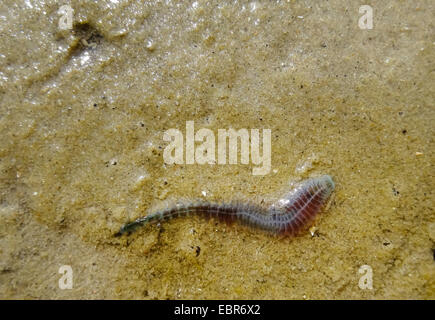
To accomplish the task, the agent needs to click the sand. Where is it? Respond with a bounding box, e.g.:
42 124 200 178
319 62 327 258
0 0 434 299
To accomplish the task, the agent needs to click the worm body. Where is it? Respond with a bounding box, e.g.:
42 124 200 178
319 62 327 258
115 175 335 237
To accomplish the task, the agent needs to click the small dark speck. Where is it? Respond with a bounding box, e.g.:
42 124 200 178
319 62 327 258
399 111 403 116
93 103 97 107
163 181 168 185
140 123 144 127
195 246 201 257
392 187 399 196
1 268 13 274
321 43 327 48
300 85 304 89
383 242 390 246
402 129 407 134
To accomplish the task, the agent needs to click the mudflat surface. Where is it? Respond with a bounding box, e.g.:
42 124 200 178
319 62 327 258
0 0 434 299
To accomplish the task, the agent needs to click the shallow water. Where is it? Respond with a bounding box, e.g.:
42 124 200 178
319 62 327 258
0 0 433 299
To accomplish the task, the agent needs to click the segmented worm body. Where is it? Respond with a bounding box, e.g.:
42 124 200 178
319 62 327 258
115 175 335 237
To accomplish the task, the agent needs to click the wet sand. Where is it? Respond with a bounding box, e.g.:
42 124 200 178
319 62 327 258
0 0 434 299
